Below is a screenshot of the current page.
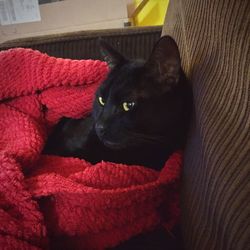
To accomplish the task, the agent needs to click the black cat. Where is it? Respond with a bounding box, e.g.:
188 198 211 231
44 36 191 249
44 36 192 171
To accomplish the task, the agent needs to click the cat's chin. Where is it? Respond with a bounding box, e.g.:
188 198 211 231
102 140 125 150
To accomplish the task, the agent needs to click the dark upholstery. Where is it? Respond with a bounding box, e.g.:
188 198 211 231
0 26 161 60
162 1 249 249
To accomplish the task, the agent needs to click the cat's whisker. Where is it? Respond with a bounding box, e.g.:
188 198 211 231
126 130 167 145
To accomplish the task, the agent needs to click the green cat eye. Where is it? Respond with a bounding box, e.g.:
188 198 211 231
98 96 105 106
123 102 135 111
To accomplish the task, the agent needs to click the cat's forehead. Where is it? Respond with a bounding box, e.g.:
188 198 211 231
100 61 151 100
110 61 145 85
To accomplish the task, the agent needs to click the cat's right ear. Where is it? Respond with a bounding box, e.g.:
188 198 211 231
145 36 181 85
98 38 126 69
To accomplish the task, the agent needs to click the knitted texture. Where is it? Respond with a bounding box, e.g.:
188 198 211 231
0 48 181 250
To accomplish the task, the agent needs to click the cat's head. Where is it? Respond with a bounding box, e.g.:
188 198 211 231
92 36 191 150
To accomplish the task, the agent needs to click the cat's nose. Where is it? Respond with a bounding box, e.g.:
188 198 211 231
95 123 105 136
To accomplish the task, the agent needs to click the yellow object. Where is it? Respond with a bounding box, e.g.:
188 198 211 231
134 0 169 26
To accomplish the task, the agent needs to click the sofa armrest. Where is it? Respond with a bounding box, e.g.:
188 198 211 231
162 1 249 250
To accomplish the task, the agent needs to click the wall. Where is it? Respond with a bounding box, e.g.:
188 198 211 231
0 0 129 43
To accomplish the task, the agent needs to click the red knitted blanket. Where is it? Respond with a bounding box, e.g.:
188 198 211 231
0 48 181 250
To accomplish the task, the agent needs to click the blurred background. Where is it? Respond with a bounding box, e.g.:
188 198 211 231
0 0 169 44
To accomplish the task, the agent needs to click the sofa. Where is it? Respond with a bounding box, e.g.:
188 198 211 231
162 1 249 249
1 0 249 249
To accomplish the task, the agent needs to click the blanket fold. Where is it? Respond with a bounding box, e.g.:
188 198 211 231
0 48 181 250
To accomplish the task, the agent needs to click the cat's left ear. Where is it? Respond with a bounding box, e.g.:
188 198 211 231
146 36 181 84
99 38 126 68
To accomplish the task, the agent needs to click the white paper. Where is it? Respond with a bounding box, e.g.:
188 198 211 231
0 0 41 25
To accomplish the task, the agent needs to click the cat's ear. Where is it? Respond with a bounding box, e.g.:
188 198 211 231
146 36 181 84
99 38 126 68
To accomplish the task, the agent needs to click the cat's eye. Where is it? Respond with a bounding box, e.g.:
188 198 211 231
122 102 135 111
98 96 105 106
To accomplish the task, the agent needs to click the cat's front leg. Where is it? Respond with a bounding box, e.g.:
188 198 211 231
43 115 94 158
